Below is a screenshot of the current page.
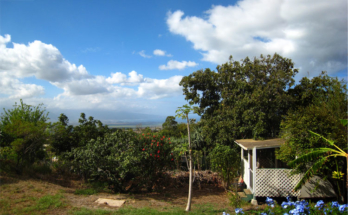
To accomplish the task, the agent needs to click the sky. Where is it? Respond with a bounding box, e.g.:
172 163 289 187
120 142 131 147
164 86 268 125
0 0 347 124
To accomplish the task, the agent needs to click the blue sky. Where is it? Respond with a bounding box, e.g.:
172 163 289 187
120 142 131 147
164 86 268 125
0 0 347 124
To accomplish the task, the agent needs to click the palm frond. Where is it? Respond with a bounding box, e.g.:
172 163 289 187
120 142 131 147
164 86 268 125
288 148 341 167
309 130 346 154
294 156 327 191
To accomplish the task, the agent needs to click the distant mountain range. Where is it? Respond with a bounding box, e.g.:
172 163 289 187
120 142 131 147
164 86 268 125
47 108 199 126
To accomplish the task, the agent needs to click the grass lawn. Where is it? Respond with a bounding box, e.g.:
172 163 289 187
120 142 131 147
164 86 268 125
0 172 260 215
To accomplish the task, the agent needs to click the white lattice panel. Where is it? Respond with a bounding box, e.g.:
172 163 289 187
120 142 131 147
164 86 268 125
255 169 301 197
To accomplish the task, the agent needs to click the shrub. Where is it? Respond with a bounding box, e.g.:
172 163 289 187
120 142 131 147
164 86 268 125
67 129 142 193
138 133 176 190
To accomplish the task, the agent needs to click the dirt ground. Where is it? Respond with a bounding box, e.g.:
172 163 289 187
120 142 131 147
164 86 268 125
0 171 259 213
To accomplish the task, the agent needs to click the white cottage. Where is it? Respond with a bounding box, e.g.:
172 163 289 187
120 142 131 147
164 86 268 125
235 138 335 202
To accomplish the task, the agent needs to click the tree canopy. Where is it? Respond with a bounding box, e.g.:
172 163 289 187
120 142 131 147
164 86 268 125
180 53 298 145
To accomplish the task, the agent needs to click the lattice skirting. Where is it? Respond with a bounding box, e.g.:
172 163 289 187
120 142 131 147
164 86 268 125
255 169 301 197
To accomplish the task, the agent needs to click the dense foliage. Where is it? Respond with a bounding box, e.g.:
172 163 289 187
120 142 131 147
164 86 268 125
0 100 49 174
138 133 176 190
180 54 298 145
67 130 141 192
277 73 347 199
209 144 240 189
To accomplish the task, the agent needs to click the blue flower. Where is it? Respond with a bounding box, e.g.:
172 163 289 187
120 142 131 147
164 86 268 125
323 208 332 215
295 204 305 213
286 196 291 202
339 204 348 212
235 208 244 214
281 201 290 209
315 200 324 209
289 208 300 215
260 213 267 215
330 201 339 208
265 197 275 207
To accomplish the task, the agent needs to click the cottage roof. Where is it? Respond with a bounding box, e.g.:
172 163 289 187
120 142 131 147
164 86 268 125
234 138 285 150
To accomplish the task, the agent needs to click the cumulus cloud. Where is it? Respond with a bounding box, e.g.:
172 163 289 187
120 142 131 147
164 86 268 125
137 75 183 99
166 0 347 77
0 34 184 105
159 60 198 70
138 50 152 58
0 76 44 98
106 71 145 85
153 49 172 57
0 35 92 82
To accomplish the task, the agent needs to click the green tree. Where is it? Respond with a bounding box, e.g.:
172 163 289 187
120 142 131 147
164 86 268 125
180 54 298 145
50 114 75 155
161 116 178 137
72 113 110 147
277 73 347 200
0 100 49 174
176 104 196 211
210 144 240 189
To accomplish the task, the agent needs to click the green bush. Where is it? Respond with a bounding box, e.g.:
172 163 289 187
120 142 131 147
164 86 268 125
67 129 141 193
138 133 176 190
209 144 240 189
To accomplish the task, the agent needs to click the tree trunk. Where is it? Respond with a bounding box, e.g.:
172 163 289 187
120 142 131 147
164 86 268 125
185 114 192 212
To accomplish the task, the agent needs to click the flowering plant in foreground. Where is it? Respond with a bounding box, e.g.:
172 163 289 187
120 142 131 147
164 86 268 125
224 197 348 214
138 133 175 189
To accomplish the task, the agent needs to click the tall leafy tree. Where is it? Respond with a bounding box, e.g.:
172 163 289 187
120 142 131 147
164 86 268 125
277 73 347 201
161 116 178 137
72 113 110 147
180 54 298 145
50 113 75 155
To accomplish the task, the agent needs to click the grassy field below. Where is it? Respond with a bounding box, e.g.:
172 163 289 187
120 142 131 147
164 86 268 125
0 171 262 215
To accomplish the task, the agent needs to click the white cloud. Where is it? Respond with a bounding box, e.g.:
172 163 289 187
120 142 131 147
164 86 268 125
0 34 92 82
0 35 184 104
0 76 44 98
106 71 145 85
138 50 152 58
137 75 183 99
153 49 172 57
166 0 347 77
159 60 198 70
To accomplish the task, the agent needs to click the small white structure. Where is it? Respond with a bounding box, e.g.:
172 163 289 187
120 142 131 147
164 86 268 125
235 138 336 199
